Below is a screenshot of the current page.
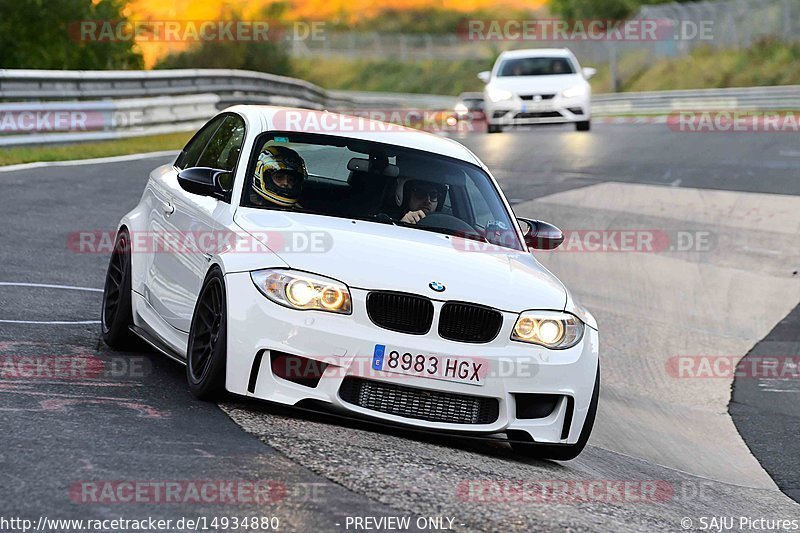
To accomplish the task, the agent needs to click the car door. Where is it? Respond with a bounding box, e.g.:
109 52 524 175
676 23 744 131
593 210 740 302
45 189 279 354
147 114 245 332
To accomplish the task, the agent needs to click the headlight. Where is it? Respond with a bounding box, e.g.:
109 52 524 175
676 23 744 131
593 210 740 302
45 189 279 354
250 269 352 314
486 88 513 103
561 85 587 99
511 311 584 349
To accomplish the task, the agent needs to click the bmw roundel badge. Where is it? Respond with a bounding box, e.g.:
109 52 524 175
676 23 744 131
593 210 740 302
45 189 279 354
429 281 446 292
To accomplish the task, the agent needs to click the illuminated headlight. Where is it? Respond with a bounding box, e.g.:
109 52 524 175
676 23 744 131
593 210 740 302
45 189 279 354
561 85 587 99
511 311 584 349
250 269 352 314
487 88 514 103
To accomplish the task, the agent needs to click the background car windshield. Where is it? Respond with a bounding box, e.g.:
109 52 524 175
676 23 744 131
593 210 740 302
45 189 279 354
462 98 484 110
498 57 575 76
243 133 523 250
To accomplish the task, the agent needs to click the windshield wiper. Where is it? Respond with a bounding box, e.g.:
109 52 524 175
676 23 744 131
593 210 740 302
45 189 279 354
412 225 488 243
346 213 397 226
373 213 397 226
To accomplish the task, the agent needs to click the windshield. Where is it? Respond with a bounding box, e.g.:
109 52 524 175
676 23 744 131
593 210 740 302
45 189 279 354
461 98 484 110
497 57 575 77
242 132 523 250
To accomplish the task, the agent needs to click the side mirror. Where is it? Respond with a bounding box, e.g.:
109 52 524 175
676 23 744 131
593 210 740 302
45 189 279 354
582 67 597 80
518 218 564 250
477 71 491 83
177 167 232 199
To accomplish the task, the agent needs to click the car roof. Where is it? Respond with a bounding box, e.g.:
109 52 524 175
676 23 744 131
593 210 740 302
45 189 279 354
225 105 481 165
498 48 575 59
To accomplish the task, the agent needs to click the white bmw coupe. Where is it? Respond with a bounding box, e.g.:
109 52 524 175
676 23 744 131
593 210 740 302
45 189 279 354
101 106 599 460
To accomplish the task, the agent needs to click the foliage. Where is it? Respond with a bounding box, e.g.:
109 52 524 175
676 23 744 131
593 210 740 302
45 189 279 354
153 9 291 75
0 0 143 69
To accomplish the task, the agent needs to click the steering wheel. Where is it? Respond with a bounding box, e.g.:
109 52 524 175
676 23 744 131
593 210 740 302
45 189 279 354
416 212 480 235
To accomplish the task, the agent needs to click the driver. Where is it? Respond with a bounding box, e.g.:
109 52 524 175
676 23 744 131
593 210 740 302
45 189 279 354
250 145 307 208
395 178 446 224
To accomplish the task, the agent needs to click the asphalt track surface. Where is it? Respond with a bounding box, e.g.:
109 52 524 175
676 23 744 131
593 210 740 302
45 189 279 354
1 122 798 531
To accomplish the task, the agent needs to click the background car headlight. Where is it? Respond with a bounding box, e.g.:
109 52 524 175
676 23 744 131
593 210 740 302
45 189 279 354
511 311 584 349
250 269 352 314
487 88 514 102
561 85 587 99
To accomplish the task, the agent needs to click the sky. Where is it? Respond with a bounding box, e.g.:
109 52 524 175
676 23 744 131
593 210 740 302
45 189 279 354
124 0 548 66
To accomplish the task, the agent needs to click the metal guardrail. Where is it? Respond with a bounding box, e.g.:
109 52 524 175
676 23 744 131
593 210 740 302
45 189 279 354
0 69 455 146
0 68 797 146
593 85 800 115
0 68 451 109
0 94 220 147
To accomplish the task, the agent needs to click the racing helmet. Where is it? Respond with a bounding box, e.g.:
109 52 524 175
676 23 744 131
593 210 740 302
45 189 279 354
252 146 308 207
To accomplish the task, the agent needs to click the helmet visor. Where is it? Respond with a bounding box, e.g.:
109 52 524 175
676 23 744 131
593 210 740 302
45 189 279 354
270 169 302 191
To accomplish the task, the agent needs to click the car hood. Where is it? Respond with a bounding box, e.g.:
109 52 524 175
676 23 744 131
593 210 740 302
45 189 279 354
234 209 567 312
488 74 584 94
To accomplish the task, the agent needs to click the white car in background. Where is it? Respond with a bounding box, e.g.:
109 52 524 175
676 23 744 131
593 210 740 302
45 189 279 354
479 48 596 133
101 107 599 460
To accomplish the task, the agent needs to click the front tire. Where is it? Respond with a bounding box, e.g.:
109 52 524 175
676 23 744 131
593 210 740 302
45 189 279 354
487 123 503 134
575 120 591 131
186 268 228 400
101 229 137 349
510 365 599 461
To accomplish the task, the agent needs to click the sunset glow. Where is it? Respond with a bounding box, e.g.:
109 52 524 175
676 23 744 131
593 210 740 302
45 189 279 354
126 0 548 67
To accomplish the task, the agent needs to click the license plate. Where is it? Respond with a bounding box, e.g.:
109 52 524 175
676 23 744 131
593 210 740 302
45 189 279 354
523 102 552 112
371 344 486 386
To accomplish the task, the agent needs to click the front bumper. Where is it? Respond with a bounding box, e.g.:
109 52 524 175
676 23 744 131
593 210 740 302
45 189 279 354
224 272 599 445
486 95 590 126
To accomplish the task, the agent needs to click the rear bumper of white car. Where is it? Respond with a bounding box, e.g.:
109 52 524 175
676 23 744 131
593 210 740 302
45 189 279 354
486 94 591 126
223 272 599 445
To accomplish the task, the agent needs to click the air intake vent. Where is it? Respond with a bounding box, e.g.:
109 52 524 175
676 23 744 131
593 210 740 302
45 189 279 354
339 377 499 425
366 291 433 335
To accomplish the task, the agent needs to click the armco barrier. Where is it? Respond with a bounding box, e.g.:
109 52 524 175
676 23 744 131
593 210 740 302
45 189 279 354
1 68 797 146
0 69 454 146
592 85 800 115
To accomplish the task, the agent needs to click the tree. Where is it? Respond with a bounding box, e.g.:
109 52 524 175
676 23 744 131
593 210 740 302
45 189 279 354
0 0 143 69
549 0 638 21
153 10 292 76
550 0 699 21
154 40 291 76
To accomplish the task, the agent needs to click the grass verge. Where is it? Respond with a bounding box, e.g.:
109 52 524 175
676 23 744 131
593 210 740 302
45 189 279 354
0 132 193 167
293 40 800 96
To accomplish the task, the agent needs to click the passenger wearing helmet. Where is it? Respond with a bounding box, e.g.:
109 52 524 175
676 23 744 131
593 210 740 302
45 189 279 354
393 178 447 225
250 145 308 208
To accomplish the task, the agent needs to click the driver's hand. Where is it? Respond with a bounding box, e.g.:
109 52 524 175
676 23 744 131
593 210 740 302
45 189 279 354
401 210 426 224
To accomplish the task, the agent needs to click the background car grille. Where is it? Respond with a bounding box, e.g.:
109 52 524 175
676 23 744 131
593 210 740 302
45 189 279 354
519 94 556 100
514 111 564 119
366 291 433 334
339 377 499 425
438 302 503 343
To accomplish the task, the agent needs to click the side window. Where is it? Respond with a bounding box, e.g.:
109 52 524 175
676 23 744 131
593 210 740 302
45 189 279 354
175 115 226 170
196 115 246 171
465 176 493 227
